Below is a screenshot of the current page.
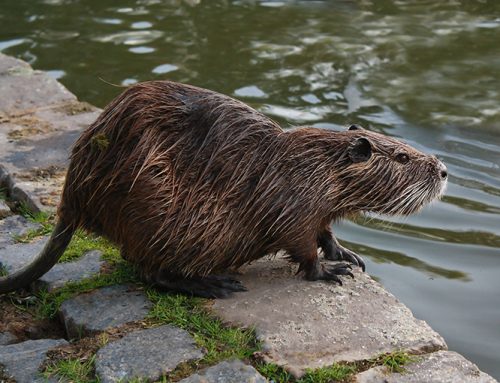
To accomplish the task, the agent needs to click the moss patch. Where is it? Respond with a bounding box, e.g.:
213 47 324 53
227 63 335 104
56 101 96 116
6 115 55 140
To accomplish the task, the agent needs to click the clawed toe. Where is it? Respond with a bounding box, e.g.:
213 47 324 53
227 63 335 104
327 246 366 272
323 263 355 284
304 260 356 286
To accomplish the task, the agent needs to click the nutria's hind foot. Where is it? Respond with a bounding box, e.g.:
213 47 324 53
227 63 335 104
153 272 247 298
324 243 366 272
304 260 354 286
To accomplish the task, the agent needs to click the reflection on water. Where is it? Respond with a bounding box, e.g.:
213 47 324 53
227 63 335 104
1 0 500 378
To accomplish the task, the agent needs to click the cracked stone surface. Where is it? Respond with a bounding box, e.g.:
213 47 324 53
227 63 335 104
212 255 447 377
179 359 267 383
0 215 40 248
31 250 104 292
355 351 498 383
59 285 152 339
0 338 67 383
95 325 204 383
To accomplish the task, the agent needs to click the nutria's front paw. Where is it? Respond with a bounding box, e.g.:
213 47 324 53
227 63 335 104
306 262 354 286
325 244 366 272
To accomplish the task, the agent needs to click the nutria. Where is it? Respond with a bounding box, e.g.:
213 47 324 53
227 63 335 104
0 81 447 298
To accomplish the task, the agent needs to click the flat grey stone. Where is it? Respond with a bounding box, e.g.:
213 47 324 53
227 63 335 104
59 285 153 339
212 255 447 377
95 325 204 383
31 250 104 292
179 359 267 383
0 214 41 248
0 53 75 112
0 52 100 212
0 200 11 219
0 332 16 346
0 53 30 74
0 338 67 383
0 236 48 272
0 106 99 212
355 351 497 383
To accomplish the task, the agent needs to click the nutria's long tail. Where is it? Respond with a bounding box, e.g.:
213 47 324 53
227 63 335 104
0 220 74 294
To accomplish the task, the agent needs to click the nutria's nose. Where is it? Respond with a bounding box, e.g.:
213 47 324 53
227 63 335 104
438 161 448 180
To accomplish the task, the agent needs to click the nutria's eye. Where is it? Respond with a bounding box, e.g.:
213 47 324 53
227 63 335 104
395 153 409 164
348 124 362 131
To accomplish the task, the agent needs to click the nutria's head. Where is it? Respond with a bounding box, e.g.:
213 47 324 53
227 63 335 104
330 124 447 216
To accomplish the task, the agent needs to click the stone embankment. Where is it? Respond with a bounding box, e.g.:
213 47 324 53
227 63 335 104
0 52 497 382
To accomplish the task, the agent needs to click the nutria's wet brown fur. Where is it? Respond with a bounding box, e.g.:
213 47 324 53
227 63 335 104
0 81 447 297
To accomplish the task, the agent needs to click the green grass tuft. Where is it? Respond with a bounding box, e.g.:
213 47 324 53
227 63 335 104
147 290 259 365
376 351 415 373
299 364 357 383
43 355 96 383
255 362 293 383
12 207 54 243
60 230 120 263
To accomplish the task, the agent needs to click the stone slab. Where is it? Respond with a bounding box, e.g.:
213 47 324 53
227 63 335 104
0 236 48 272
0 53 30 74
0 338 67 383
212 256 447 377
59 285 153 339
31 250 104 292
0 214 41 248
0 105 100 211
0 52 75 113
355 351 498 383
179 359 267 383
0 53 101 212
95 325 204 383
0 332 16 346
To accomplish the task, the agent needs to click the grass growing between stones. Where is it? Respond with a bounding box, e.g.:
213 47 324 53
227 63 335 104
372 350 416 373
43 355 96 383
299 365 357 383
36 260 139 319
255 362 293 382
147 290 259 366
12 207 53 243
12 208 119 263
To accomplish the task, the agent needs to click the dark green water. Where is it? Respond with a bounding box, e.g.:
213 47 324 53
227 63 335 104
1 0 499 378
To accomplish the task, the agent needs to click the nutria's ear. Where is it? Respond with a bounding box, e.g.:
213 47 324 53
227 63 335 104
347 124 363 131
348 137 372 163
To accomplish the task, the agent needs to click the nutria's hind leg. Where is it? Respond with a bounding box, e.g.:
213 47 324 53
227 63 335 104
150 270 247 298
318 227 366 272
